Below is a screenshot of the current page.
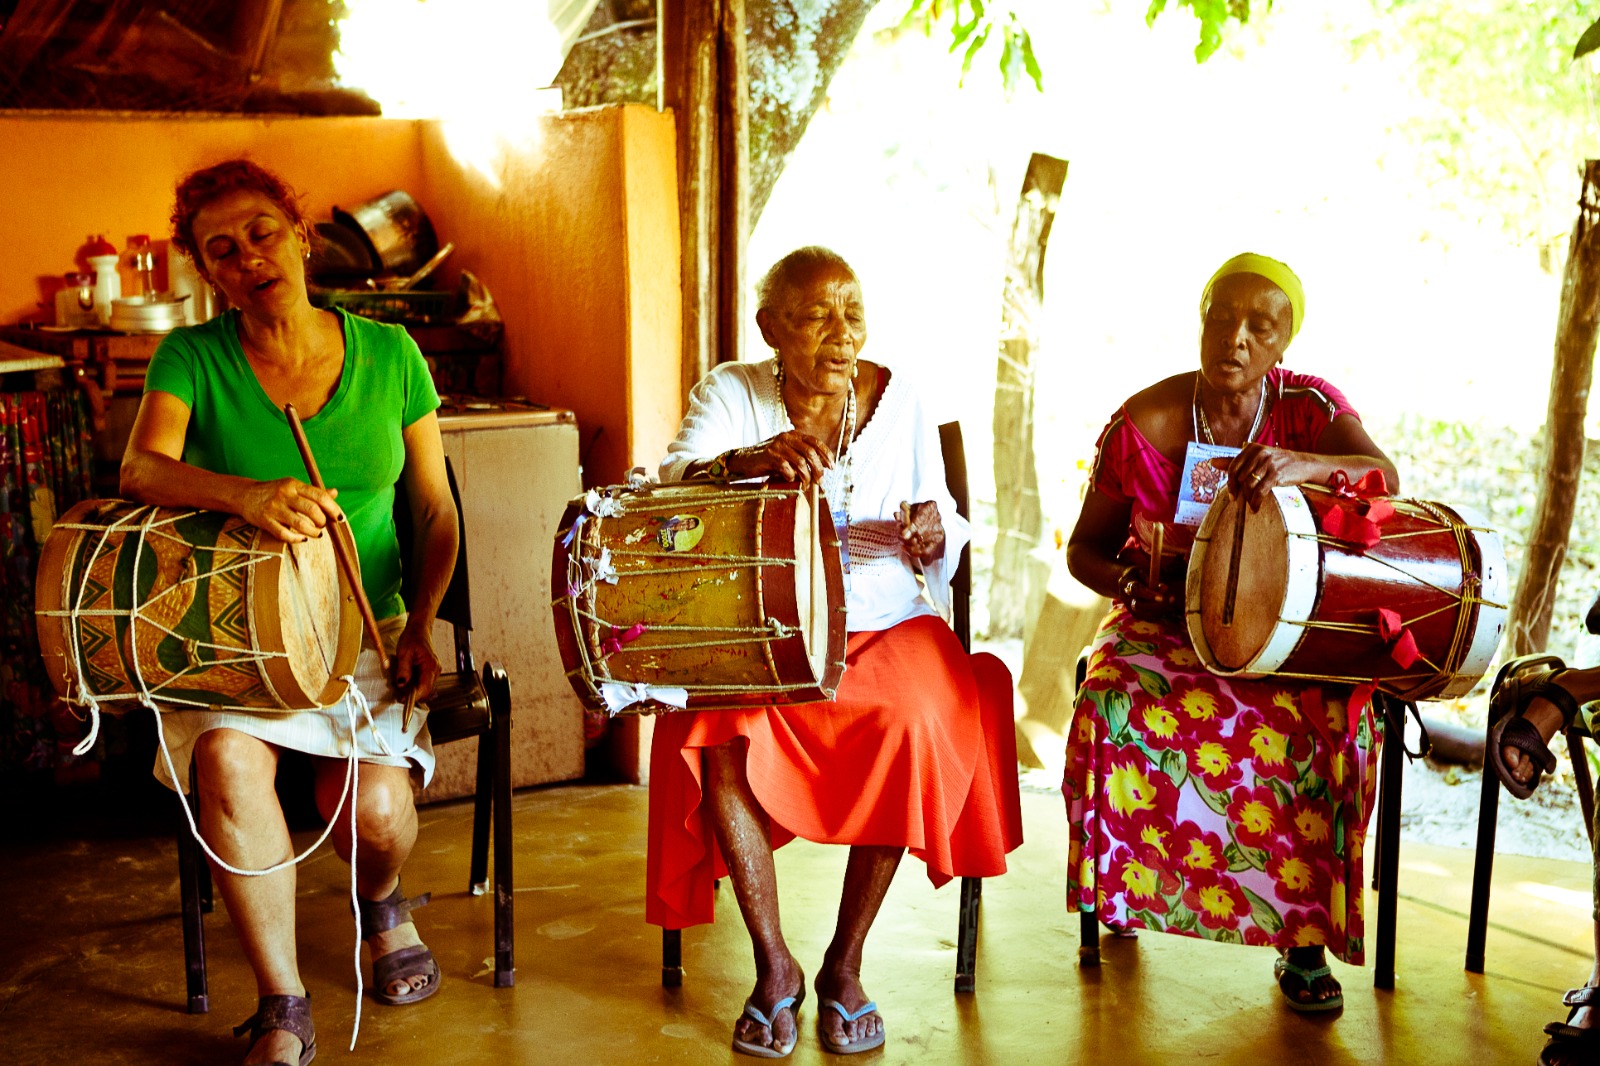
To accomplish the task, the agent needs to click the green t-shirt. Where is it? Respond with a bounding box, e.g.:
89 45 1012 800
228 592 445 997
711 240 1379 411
144 308 440 620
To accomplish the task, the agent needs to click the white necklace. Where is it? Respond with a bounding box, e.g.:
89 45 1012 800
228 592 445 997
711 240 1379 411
1193 374 1267 446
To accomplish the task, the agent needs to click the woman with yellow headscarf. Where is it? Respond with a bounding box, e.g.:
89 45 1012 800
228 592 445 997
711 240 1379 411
1062 253 1399 1011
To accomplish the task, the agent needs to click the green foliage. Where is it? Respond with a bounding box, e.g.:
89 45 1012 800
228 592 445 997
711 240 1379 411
1148 0 1261 63
899 0 1045 92
1356 0 1600 258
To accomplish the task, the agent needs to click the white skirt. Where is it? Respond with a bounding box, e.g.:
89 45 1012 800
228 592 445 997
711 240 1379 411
151 613 436 793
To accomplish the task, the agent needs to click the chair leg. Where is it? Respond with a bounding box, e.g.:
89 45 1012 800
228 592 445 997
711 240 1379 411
955 876 981 993
485 664 515 987
663 928 684 987
1569 729 1595 847
176 792 209 1014
1466 727 1503 974
1078 909 1100 967
468 719 493 897
1373 702 1404 991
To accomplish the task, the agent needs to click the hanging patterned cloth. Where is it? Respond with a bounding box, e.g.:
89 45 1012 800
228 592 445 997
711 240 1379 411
0 387 98 771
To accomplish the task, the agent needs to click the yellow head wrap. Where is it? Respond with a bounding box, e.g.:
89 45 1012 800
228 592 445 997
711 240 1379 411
1201 252 1305 343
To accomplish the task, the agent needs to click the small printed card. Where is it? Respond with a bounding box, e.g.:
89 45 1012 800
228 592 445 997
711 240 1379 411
1175 441 1241 526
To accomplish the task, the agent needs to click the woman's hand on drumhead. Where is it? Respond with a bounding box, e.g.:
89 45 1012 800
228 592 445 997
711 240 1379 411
900 500 946 565
392 623 441 702
1210 445 1313 512
242 477 342 541
734 431 835 487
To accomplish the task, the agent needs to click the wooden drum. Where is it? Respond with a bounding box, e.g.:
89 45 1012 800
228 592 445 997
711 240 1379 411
551 482 847 715
35 500 362 711
1186 483 1507 702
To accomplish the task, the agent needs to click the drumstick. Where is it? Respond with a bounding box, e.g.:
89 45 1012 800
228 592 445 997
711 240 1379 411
1222 492 1247 626
283 403 390 679
1148 522 1164 589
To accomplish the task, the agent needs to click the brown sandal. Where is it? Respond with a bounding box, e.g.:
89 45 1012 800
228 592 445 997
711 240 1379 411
233 993 316 1066
357 884 442 1006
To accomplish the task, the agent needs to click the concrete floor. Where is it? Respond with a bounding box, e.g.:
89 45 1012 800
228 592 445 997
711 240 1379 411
3 778 1595 1066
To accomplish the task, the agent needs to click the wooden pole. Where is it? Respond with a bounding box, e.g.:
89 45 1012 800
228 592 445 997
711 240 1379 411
1507 159 1600 656
989 153 1068 639
716 0 750 368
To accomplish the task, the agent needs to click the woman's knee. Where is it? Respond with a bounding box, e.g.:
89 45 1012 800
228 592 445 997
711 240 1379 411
193 730 277 813
354 772 417 850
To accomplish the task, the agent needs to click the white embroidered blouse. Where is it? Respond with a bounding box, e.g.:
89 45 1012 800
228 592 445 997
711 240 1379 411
661 359 970 633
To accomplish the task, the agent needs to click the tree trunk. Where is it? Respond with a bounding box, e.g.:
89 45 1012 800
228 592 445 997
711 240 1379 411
988 153 1068 640
1507 160 1600 657
555 0 878 224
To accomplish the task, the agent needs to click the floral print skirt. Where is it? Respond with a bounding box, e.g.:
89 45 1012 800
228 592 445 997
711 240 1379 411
1063 604 1382 964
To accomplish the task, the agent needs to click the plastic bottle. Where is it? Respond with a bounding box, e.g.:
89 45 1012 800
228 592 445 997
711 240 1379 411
84 234 120 326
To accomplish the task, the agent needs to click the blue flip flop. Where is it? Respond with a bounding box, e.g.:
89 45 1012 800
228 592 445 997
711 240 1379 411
1274 956 1344 1013
732 991 804 1059
818 998 886 1055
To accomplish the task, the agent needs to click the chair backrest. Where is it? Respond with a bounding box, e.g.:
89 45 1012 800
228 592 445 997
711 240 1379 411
938 421 972 653
394 456 473 638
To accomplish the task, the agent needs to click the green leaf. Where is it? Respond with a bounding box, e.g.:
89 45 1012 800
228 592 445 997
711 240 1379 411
1019 27 1043 92
1160 747 1188 789
1130 908 1162 930
1193 777 1232 817
1333 808 1346 860
1216 927 1244 945
949 13 981 52
1576 16 1600 60
960 24 992 82
1101 688 1132 738
1243 886 1285 935
1130 664 1171 699
1114 639 1158 657
1267 777 1294 810
1145 0 1168 29
1224 842 1254 873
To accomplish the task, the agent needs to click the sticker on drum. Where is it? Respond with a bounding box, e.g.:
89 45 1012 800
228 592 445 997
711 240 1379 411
656 515 705 553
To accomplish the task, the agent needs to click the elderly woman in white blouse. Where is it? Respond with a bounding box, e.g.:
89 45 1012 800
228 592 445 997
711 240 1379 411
644 246 1023 1059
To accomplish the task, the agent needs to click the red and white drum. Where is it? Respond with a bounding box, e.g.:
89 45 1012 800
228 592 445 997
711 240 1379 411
1186 483 1507 702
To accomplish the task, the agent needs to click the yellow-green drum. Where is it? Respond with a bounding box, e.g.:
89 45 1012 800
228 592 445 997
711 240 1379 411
35 499 361 712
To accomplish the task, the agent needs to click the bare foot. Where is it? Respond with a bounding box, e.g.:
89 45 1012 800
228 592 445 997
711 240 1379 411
732 955 804 1055
366 919 432 998
1279 946 1341 1008
815 959 884 1051
242 1028 304 1066
1502 696 1566 788
1541 964 1600 1066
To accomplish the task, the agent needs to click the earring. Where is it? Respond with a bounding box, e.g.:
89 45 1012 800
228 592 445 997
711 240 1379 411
851 362 859 380
772 357 785 387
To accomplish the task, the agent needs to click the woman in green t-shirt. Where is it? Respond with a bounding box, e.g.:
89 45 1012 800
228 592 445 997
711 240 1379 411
122 159 459 1066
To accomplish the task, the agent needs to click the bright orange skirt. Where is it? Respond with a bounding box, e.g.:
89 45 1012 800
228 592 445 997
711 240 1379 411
645 614 1024 929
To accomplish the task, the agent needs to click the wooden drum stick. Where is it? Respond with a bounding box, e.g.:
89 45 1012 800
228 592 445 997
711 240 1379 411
283 403 390 679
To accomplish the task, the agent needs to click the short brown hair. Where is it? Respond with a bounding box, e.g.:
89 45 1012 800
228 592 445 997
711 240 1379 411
170 158 305 267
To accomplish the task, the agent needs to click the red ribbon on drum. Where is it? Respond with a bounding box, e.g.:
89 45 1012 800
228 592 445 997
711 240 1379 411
601 622 648 657
1320 470 1394 550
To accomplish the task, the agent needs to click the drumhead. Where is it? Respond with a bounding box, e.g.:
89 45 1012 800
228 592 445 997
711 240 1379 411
791 487 831 684
275 533 358 706
1187 486 1319 675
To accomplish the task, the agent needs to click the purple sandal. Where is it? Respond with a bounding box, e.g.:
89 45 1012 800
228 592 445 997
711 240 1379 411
233 993 316 1066
358 884 442 1006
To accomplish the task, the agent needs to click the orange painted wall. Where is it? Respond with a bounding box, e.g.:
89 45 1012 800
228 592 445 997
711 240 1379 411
0 114 424 324
420 104 682 486
0 107 681 487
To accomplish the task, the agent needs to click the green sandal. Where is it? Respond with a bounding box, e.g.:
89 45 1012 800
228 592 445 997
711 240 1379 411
1274 954 1343 1013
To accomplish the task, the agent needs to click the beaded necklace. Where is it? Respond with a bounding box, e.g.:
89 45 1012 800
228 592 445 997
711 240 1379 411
1193 373 1267 446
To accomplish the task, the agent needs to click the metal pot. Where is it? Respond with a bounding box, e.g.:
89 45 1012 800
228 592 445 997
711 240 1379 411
333 190 440 276
109 295 190 333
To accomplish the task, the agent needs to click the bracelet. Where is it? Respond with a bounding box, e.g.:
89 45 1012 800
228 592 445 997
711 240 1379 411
1117 564 1139 598
706 450 734 480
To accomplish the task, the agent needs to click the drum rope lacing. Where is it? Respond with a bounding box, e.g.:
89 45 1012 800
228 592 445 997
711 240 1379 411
1257 494 1504 697
49 503 391 1051
557 488 834 705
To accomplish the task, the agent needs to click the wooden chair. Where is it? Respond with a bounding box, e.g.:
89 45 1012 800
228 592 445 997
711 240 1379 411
1073 651 1415 989
175 458 515 1014
660 420 987 994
